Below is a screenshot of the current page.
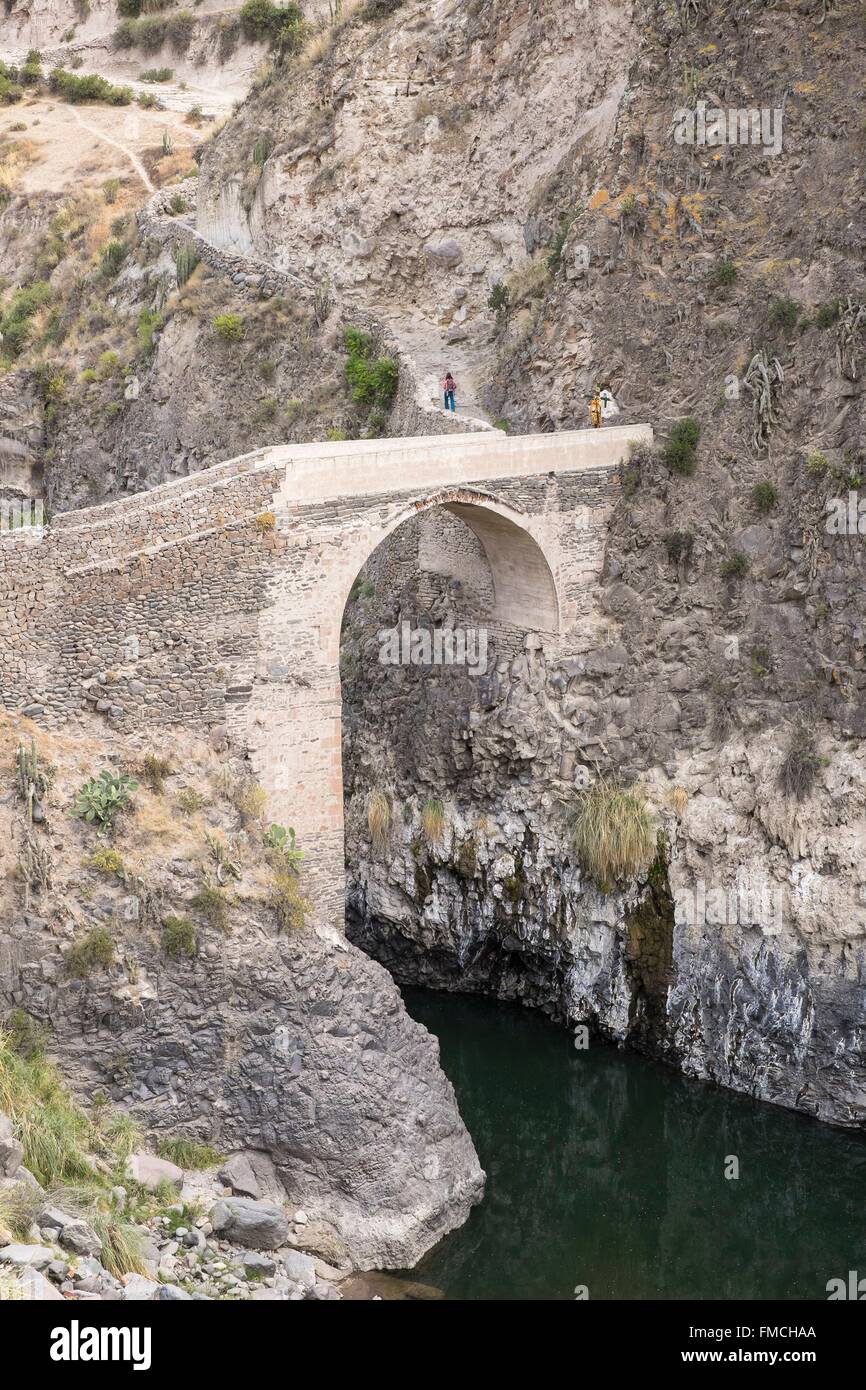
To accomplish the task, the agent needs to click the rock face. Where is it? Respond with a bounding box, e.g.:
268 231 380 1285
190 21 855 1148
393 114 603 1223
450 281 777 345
341 521 866 1132
1 898 483 1271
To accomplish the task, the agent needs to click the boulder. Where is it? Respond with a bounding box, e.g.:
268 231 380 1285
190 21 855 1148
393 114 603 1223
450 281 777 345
218 1153 259 1199
121 1273 161 1300
39 1205 103 1258
210 1197 288 1250
156 1283 193 1300
125 1153 183 1193
282 1248 316 1290
424 237 463 265
14 1266 64 1300
0 1243 54 1270
0 1114 23 1178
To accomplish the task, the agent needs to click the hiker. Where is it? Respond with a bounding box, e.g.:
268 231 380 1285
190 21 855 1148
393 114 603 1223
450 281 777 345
589 387 602 428
442 371 457 412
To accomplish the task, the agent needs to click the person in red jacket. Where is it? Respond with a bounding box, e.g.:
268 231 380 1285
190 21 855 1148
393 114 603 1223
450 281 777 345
442 372 457 411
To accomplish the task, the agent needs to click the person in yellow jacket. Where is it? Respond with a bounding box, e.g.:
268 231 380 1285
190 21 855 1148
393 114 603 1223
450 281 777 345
589 388 603 428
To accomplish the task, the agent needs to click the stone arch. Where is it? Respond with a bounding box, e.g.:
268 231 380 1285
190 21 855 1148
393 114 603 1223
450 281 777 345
328 489 561 663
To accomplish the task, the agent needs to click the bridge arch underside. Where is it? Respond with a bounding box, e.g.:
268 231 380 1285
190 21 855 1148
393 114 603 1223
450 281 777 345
343 495 561 656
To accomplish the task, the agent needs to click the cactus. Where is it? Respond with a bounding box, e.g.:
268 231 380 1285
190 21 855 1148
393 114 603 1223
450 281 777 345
18 834 52 909
16 737 48 822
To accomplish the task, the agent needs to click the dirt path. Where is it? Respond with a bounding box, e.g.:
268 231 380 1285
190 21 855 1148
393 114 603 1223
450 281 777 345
68 107 155 193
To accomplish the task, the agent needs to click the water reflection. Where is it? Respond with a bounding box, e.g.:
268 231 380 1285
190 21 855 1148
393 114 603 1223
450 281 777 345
404 990 866 1301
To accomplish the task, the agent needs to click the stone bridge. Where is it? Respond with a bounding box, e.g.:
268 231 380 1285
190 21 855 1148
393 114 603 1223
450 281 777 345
0 424 652 926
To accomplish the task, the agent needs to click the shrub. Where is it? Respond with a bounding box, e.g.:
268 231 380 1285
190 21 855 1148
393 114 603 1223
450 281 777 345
168 192 187 214
421 797 445 846
0 281 51 359
768 297 799 332
815 299 840 329
50 67 133 104
664 530 694 565
162 915 197 959
213 312 246 342
663 417 700 476
137 306 162 351
488 282 508 315
0 72 24 103
235 781 267 827
710 258 737 289
177 787 207 814
546 216 572 271
101 239 127 276
752 480 778 514
67 927 115 978
103 177 121 204
806 449 831 477
84 846 126 879
139 67 173 82
367 788 391 853
720 551 750 579
270 867 308 930
240 0 305 51
569 777 656 892
191 886 229 933
344 327 398 412
72 769 138 826
141 752 172 793
137 90 157 108
157 1137 220 1168
494 418 512 433
778 721 821 801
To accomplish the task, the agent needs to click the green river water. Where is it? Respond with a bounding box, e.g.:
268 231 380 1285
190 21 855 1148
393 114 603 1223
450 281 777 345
402 989 866 1301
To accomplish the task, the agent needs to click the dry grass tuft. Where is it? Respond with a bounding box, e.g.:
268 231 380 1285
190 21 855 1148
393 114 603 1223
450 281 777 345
569 777 656 892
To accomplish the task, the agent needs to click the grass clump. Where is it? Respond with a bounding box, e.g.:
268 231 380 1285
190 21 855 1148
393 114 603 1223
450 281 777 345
66 927 115 978
421 797 445 846
139 66 173 82
161 915 197 959
815 299 840 329
101 239 127 276
270 867 308 930
137 306 162 351
569 777 656 893
157 1137 220 1169
367 788 391 853
662 416 700 476
0 1024 94 1185
778 721 822 802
